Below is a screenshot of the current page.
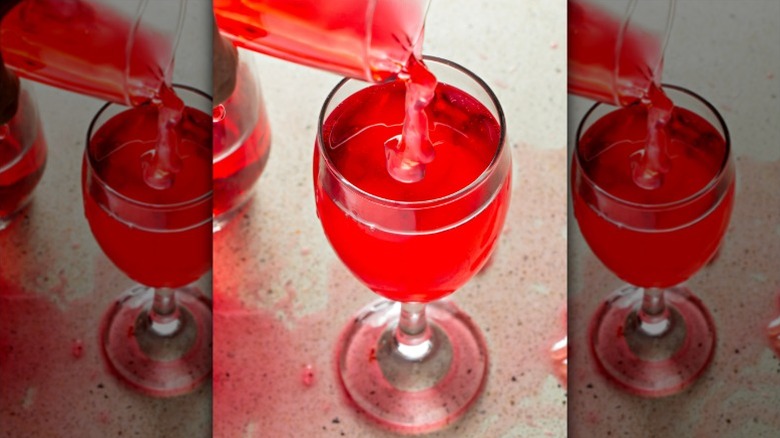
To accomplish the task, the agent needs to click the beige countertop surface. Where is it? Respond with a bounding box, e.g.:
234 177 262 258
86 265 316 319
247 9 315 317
568 1 780 437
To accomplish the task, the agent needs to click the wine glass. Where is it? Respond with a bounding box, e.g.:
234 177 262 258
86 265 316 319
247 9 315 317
768 294 780 356
572 84 735 397
213 49 271 232
1 80 47 230
550 305 568 387
313 56 511 432
82 85 212 397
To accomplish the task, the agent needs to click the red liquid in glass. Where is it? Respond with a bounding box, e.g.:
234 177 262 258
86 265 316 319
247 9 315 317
0 125 46 222
213 117 270 219
314 81 509 303
573 104 734 288
83 104 212 288
213 66 271 220
0 89 47 222
1 0 170 105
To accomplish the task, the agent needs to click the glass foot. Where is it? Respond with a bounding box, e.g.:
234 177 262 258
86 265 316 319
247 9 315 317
336 299 488 434
212 195 253 233
100 285 212 397
0 200 32 231
768 317 780 357
589 285 715 398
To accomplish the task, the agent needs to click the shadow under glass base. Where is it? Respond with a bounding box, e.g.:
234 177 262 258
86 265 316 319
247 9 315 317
589 284 715 398
336 299 488 434
100 285 212 397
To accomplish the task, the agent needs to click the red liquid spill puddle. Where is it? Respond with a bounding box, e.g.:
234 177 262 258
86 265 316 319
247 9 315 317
0 281 105 435
213 288 331 436
569 157 780 435
214 226 386 435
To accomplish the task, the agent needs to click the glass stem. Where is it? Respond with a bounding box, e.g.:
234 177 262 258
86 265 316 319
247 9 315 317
394 302 434 361
148 287 182 337
638 287 672 337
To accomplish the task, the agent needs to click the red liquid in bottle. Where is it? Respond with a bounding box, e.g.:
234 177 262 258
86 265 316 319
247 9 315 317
314 81 510 303
573 104 734 288
1 0 171 106
0 90 47 226
83 103 212 288
213 64 271 221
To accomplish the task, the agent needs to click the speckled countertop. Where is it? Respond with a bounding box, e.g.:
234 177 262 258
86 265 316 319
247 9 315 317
213 1 568 437
568 1 780 437
0 3 212 437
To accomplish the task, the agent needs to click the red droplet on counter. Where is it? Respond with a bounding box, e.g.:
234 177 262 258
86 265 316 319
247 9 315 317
301 364 315 387
71 339 84 359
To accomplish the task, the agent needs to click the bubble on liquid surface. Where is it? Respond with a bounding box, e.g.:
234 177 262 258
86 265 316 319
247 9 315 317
387 159 426 183
384 135 427 183
142 154 176 190
631 161 664 190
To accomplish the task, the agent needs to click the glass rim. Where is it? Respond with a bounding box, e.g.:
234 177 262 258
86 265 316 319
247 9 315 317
316 55 507 209
574 83 732 210
85 83 213 211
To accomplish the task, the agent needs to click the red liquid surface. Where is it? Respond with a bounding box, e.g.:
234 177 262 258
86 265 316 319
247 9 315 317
314 81 510 302
0 93 47 221
213 0 427 82
1 0 171 105
213 63 271 219
83 104 212 288
573 104 734 288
